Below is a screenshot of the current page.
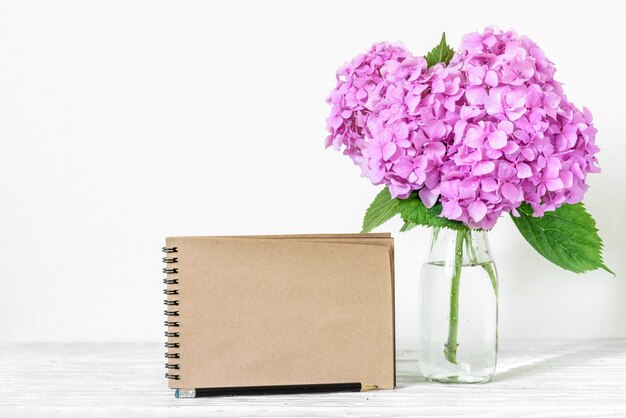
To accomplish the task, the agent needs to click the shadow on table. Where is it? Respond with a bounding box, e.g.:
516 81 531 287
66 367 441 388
396 341 616 387
493 340 612 382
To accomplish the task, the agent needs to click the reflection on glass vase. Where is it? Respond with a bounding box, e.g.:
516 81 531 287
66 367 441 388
418 227 498 384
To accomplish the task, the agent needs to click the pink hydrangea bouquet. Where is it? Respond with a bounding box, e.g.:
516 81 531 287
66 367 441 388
326 27 611 275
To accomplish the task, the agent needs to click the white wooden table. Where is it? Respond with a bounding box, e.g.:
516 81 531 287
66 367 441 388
2 340 625 417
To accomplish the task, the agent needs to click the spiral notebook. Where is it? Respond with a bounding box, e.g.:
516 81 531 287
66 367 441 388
162 233 395 392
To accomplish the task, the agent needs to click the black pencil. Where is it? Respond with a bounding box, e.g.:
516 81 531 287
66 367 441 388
175 383 379 398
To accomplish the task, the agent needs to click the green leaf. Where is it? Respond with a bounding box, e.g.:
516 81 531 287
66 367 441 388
400 222 418 232
397 193 467 231
361 187 400 233
511 203 613 275
425 32 455 68
361 187 468 233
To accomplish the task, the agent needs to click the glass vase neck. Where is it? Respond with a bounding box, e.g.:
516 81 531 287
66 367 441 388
426 227 493 266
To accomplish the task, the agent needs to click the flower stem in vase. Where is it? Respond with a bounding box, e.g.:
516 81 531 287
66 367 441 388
444 229 465 364
466 230 498 294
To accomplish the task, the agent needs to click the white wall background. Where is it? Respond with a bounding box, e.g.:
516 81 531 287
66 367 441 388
1 0 624 347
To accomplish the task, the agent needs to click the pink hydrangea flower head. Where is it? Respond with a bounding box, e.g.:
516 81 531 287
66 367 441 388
326 42 437 198
326 29 600 230
360 59 456 199
437 27 600 228
325 42 413 163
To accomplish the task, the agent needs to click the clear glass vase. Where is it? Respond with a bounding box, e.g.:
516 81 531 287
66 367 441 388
417 227 498 384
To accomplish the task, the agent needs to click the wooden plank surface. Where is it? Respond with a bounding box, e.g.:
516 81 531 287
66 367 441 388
2 340 625 417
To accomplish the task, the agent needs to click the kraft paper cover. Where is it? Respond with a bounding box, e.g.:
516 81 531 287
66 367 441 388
164 234 395 390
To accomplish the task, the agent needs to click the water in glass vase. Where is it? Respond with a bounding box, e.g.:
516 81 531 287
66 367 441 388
417 227 498 384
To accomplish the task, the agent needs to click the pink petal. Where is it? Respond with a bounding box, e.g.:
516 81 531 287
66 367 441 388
413 155 428 170
328 115 343 130
544 91 561 109
388 182 411 199
444 98 457 112
393 159 414 178
484 91 503 114
506 88 526 107
425 142 446 160
516 162 532 179
488 130 507 149
468 148 483 162
465 126 485 148
424 170 440 189
485 148 503 160
465 86 488 105
411 130 428 149
394 123 409 140
518 60 535 78
431 79 445 93
583 107 593 123
481 177 498 192
446 77 461 95
468 66 486 85
505 107 526 121
474 161 495 176
484 70 498 87
545 178 564 191
571 162 584 180
382 142 397 161
406 95 422 114
562 124 578 148
453 120 468 144
497 162 516 179
459 186 477 200
468 200 487 222
483 34 497 48
461 32 483 51
440 181 460 199
525 84 542 107
366 162 384 183
501 182 519 203
419 187 439 208
561 171 573 188
545 157 562 178
443 201 463 219
460 105 480 120
521 147 537 161
425 120 447 139
497 120 514 135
